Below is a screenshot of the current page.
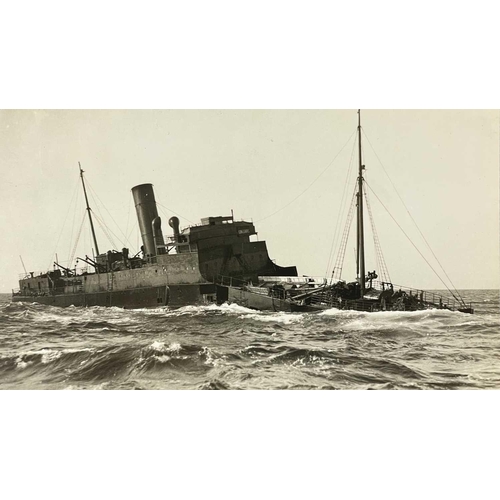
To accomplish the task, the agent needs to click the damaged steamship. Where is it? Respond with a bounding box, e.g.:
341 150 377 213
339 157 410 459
12 168 297 308
13 111 474 314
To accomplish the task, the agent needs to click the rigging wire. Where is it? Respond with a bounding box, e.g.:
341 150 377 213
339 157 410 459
255 129 357 223
362 129 465 302
66 184 81 265
126 219 139 250
363 185 391 283
156 204 172 226
124 190 132 247
69 213 87 268
156 201 194 225
330 184 357 283
46 175 81 271
364 181 465 306
92 212 120 250
324 129 358 277
156 204 180 244
86 180 132 248
84 175 189 254
123 192 140 253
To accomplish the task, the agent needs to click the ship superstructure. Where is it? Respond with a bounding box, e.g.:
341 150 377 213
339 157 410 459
12 179 297 308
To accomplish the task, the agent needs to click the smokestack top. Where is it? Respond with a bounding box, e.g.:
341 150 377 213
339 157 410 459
132 183 153 194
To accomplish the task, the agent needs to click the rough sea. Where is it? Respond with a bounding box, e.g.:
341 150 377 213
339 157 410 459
0 290 498 390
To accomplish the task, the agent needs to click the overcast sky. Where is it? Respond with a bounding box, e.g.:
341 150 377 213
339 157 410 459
0 109 498 292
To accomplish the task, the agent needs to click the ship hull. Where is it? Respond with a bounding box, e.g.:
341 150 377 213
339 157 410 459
11 283 217 309
217 285 292 312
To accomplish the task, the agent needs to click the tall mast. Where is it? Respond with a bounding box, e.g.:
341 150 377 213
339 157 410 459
357 110 366 297
79 162 100 256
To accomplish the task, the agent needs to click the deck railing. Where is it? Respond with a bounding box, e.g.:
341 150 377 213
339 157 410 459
368 280 467 311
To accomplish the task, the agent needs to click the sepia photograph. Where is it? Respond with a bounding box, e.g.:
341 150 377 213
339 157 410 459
1 1 499 499
0 109 498 389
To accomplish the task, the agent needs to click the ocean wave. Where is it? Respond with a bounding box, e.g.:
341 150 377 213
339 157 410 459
166 302 259 316
131 341 229 373
199 346 225 367
5 346 99 372
1 290 499 390
147 341 182 353
318 307 461 319
15 348 63 366
240 311 305 324
198 379 231 390
313 307 490 336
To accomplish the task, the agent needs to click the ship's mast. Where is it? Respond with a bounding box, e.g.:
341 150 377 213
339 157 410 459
357 110 366 297
79 162 100 256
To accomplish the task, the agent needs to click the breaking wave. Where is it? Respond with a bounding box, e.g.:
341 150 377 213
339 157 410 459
0 290 499 389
